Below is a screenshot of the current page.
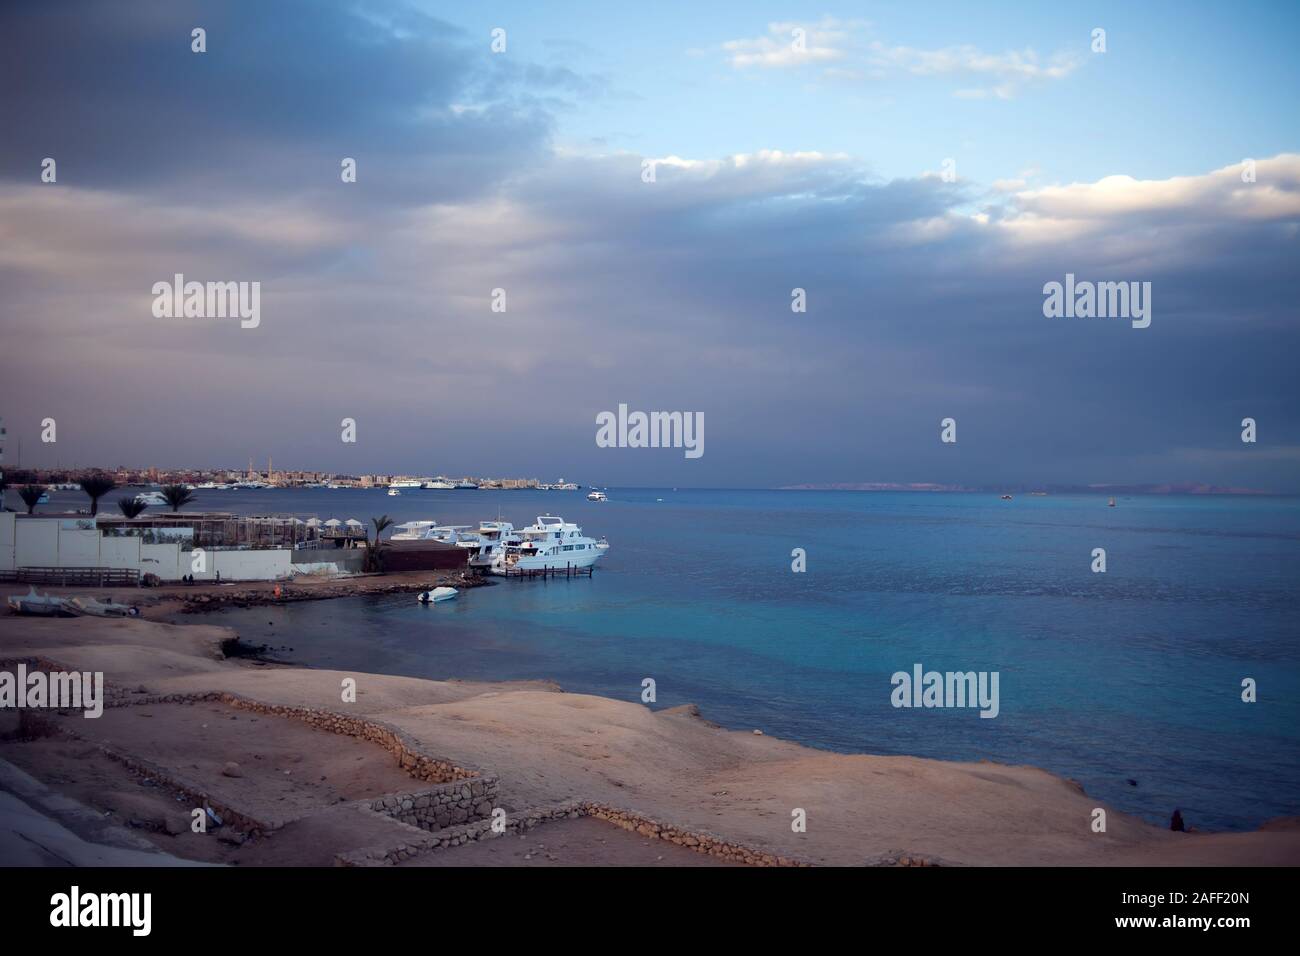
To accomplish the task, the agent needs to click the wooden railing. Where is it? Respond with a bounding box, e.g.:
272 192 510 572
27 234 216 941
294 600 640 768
16 567 140 586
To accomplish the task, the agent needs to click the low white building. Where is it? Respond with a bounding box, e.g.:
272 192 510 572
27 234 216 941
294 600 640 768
0 512 362 583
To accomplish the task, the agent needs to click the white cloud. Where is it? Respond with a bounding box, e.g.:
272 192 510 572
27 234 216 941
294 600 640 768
721 17 863 69
718 21 1082 98
1009 155 1300 221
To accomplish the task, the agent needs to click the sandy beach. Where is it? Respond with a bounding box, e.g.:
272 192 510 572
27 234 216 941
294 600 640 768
2 597 1296 868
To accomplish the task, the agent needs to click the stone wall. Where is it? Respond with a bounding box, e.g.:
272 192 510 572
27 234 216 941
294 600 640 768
7 658 825 868
370 776 499 831
109 689 479 783
581 803 809 867
92 739 279 835
336 800 813 867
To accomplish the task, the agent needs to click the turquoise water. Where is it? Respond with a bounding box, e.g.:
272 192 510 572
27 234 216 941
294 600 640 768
130 486 1300 831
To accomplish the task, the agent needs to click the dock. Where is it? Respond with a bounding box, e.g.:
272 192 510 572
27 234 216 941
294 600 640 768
499 564 595 579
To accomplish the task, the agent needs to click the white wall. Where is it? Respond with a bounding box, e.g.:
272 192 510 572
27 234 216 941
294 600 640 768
0 513 15 573
8 516 306 581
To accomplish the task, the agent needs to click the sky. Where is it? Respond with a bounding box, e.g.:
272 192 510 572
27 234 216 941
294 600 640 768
1 0 1298 489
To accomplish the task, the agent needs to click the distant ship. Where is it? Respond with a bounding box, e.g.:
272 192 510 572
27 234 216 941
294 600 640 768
422 479 456 490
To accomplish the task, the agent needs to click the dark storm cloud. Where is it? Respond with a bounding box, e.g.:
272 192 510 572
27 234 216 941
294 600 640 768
0 0 566 202
0 2 1296 490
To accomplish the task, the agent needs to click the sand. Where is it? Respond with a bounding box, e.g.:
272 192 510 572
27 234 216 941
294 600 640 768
1 611 1297 867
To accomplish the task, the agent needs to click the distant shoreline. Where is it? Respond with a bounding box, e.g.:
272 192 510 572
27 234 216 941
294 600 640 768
775 484 1279 496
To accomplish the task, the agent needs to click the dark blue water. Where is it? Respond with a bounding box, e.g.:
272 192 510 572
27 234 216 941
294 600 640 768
112 486 1300 832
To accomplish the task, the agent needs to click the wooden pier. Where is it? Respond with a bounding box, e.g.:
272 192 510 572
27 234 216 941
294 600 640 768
500 563 595 580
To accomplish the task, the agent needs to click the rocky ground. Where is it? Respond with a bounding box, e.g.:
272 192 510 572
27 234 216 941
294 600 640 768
1 613 1298 867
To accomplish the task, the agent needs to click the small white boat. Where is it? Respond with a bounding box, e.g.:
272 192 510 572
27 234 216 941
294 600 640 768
68 595 140 618
417 587 458 604
587 491 607 502
134 491 168 506
388 488 401 496
1108 497 1116 508
37 492 50 505
7 586 75 617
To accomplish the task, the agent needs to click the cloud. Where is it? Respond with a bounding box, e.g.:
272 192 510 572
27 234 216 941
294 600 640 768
7 139 1297 485
718 19 1082 98
0 2 1296 489
721 17 865 69
1007 155 1300 222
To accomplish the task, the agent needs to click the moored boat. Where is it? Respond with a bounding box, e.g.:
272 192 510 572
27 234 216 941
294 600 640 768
491 516 607 574
416 586 458 604
7 586 75 617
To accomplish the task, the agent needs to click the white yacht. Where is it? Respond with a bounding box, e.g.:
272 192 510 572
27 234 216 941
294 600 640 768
422 478 456 490
391 521 475 545
491 516 607 574
467 520 518 568
388 488 401 496
391 520 441 540
587 490 607 502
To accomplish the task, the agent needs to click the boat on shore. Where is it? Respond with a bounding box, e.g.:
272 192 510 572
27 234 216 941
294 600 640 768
68 595 140 618
7 586 75 617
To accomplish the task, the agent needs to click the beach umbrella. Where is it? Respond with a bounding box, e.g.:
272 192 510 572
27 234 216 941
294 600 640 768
344 518 363 528
305 518 322 527
324 518 342 528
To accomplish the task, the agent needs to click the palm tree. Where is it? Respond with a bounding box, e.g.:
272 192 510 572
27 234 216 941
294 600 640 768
366 515 394 573
161 483 195 512
79 474 116 516
118 496 148 518
18 484 46 514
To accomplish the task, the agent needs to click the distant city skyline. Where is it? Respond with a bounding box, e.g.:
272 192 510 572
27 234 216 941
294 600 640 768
2 1 1298 490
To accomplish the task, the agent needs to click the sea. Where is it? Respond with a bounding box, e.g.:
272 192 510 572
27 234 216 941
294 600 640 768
51 485 1299 831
